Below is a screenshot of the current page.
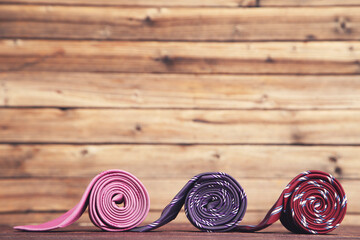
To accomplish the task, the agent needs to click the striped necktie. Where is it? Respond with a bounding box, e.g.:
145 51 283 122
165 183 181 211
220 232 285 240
236 170 347 234
132 172 247 232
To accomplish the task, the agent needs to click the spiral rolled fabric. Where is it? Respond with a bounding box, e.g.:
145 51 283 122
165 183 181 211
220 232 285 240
14 169 150 231
132 172 247 232
237 170 347 234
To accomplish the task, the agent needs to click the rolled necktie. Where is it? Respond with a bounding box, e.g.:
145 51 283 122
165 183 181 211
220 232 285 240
132 172 247 232
237 170 347 234
14 169 150 231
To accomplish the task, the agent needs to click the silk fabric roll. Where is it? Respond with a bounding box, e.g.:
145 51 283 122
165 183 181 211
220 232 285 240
132 172 247 232
237 170 347 234
14 170 346 234
14 169 150 231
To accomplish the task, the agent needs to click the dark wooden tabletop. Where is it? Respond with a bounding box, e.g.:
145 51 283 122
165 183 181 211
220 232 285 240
1 224 359 240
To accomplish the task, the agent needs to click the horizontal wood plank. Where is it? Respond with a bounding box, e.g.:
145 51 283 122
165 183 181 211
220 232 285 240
0 0 359 7
0 0 257 7
1 109 360 144
1 40 360 74
260 0 360 7
0 178 357 213
0 144 357 179
4 225 360 239
0 6 359 41
2 72 360 109
0 211 268 227
2 211 359 227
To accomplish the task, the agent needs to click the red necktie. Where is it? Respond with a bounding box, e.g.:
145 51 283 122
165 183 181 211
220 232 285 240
236 170 347 234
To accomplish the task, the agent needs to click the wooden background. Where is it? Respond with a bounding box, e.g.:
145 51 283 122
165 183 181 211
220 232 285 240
0 0 359 228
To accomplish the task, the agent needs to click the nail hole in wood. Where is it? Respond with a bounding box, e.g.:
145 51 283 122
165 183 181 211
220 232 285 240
135 124 142 132
81 149 89 155
335 166 343 176
143 16 153 25
306 34 316 40
328 156 338 163
265 56 274 63
212 153 220 159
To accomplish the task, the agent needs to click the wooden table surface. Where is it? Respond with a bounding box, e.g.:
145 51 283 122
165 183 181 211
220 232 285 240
1 224 359 240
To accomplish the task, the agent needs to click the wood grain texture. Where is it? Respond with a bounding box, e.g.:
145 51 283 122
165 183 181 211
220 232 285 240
1 108 360 144
2 211 359 227
0 211 271 226
0 0 257 7
0 178 357 213
2 72 360 109
0 6 359 41
4 225 360 239
1 0 359 228
0 0 359 7
0 144 356 179
260 0 360 7
1 40 360 74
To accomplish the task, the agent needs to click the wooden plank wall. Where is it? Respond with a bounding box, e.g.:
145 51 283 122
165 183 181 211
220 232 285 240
0 0 360 227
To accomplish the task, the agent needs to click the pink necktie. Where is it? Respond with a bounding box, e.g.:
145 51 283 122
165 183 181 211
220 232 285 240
14 169 150 231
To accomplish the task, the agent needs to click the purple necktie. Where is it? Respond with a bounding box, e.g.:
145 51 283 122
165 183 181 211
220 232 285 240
132 172 247 232
236 170 347 234
14 169 150 231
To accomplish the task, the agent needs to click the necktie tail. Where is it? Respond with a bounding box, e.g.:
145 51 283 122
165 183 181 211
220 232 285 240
14 170 150 232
